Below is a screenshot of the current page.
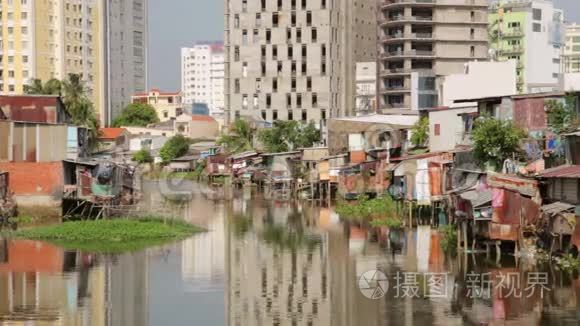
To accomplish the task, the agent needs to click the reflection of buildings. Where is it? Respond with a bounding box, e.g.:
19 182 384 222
0 240 150 326
181 213 226 291
106 251 149 326
226 200 331 325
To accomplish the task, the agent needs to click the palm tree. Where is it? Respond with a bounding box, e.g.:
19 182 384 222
217 119 255 153
25 73 100 150
24 78 62 95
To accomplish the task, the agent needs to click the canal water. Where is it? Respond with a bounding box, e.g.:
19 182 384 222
0 181 578 325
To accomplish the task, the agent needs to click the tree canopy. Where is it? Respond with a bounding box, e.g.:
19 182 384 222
133 149 154 164
545 95 578 134
471 117 526 168
410 117 429 148
159 134 191 163
112 103 160 127
258 121 320 153
217 119 255 154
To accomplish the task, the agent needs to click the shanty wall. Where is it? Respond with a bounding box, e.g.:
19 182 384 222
512 98 548 132
548 178 580 205
0 162 63 205
0 122 68 162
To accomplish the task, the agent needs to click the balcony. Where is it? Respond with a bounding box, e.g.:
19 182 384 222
381 68 433 76
382 85 410 93
382 0 435 9
381 49 435 59
499 45 523 56
382 15 433 25
382 32 433 42
501 27 524 38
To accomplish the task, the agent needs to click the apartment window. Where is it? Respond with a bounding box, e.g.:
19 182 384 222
254 94 259 108
321 0 326 9
273 12 279 27
312 93 318 107
234 14 240 28
273 45 278 59
533 23 541 32
291 78 297 91
256 13 262 27
306 11 312 26
273 110 278 120
234 46 240 61
288 45 293 59
242 95 248 108
297 28 302 42
288 110 294 120
470 46 475 57
434 124 440 136
470 11 474 21
278 0 283 10
8 70 14 78
321 62 326 75
235 79 240 93
552 73 559 78
301 62 307 74
287 93 292 107
21 12 27 20
242 0 248 12
262 110 267 120
533 8 542 20
312 28 317 42
291 12 296 26
302 45 307 58
261 45 267 59
261 62 266 76
321 108 326 120
253 29 259 43
266 29 271 43
321 44 326 57
9 85 14 92
287 28 292 42
273 78 278 92
242 62 248 77
277 61 283 74
266 94 271 108
291 0 296 10
242 30 248 45
291 61 297 75
297 94 302 108
261 0 266 11
307 77 312 91
302 110 307 121
22 55 28 63
8 56 14 64
470 28 475 40
235 111 241 119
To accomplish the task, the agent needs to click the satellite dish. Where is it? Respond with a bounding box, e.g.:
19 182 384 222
488 48 497 61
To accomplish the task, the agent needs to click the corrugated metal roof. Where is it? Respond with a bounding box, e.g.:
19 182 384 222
460 189 493 208
541 202 576 215
537 165 580 179
331 114 419 126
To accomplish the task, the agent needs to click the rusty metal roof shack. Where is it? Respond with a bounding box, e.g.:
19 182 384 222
536 165 580 205
0 95 71 124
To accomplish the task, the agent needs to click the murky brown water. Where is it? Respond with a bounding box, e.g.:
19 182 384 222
0 181 578 325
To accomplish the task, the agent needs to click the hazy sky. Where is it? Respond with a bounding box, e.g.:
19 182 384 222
148 0 580 91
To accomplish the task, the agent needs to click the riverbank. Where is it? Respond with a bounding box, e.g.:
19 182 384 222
11 218 203 253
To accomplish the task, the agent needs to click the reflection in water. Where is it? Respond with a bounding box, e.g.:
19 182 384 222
0 182 577 325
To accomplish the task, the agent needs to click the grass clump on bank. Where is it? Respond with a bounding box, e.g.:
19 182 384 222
13 217 203 253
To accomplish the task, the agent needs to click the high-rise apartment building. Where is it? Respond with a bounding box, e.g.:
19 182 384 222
0 0 104 110
489 0 564 93
102 0 149 126
181 43 225 116
224 0 376 126
379 0 489 112
0 0 148 127
562 24 580 74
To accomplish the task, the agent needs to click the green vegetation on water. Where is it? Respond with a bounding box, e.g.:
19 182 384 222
439 224 457 254
336 195 402 228
11 218 203 253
